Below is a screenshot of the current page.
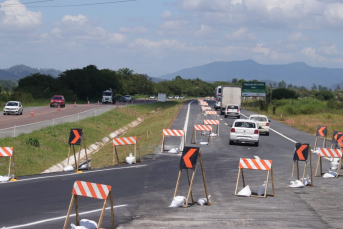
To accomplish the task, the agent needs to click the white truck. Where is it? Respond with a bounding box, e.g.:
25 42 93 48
219 86 241 115
102 89 116 104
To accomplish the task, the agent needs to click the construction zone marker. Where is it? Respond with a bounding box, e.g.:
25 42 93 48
314 125 327 149
112 136 141 165
74 102 76 107
30 109 34 116
205 110 217 119
292 143 313 186
235 158 275 198
173 147 210 207
161 129 185 153
191 125 213 145
58 104 61 111
63 180 115 229
67 129 90 172
315 148 343 178
331 131 343 149
203 119 220 136
0 147 17 181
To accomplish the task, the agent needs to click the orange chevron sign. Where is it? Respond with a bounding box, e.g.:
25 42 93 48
68 129 83 145
179 147 199 169
337 134 343 147
317 126 327 137
293 143 309 161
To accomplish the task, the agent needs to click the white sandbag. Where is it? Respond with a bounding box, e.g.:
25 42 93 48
169 196 186 207
237 185 251 197
200 142 209 145
71 224 87 229
210 133 217 137
302 175 311 186
80 219 97 229
0 175 8 182
256 181 266 196
126 153 135 164
79 162 91 170
63 165 74 172
168 148 180 154
323 171 337 178
197 195 211 205
288 180 304 188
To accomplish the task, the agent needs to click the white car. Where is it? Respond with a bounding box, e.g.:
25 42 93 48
249 115 270 136
124 95 132 102
229 119 259 146
224 104 240 119
168 95 173 99
150 95 155 99
3 101 23 115
175 95 180 99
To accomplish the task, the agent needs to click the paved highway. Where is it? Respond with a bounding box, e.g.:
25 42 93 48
1 100 340 228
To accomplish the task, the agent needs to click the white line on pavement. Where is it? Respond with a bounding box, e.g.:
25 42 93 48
5 204 127 228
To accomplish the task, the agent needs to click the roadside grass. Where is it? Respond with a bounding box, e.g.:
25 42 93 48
0 101 183 176
243 98 343 140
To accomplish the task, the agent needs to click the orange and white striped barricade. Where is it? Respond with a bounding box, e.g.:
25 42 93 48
68 129 90 172
315 148 343 178
205 110 218 119
63 180 115 229
0 147 17 181
113 136 141 165
173 147 210 208
161 129 185 153
203 119 220 137
191 125 213 145
314 125 327 149
331 131 343 149
292 143 313 186
235 158 275 198
201 106 212 115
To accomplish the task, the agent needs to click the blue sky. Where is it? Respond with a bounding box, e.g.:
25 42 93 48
0 0 343 77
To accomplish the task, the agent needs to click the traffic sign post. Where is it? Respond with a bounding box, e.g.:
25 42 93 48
68 129 90 172
161 129 185 153
173 147 210 207
291 143 313 186
191 125 213 145
63 180 115 229
235 158 275 198
0 147 17 181
314 125 327 149
112 136 141 165
315 148 343 178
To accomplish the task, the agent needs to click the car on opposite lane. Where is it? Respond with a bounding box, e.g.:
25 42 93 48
50 95 65 108
229 119 259 146
3 101 23 115
124 95 132 102
249 114 271 136
168 95 173 99
150 95 155 99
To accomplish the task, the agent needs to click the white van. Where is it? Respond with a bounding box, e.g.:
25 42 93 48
214 86 221 110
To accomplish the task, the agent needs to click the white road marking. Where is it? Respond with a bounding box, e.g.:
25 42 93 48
5 204 127 228
241 113 297 143
0 164 147 185
181 100 196 149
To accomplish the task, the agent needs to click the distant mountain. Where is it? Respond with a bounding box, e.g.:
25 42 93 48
159 60 343 88
0 64 62 80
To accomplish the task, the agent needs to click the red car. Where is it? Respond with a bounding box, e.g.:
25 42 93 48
50 95 65 108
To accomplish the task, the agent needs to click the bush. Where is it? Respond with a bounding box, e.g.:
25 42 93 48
10 92 34 103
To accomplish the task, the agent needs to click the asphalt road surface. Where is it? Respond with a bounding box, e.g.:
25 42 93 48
1 100 341 229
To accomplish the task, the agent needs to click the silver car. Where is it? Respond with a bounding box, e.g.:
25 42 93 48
3 101 23 115
229 119 259 146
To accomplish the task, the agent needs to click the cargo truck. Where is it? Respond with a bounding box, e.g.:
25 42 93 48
102 89 116 104
219 86 241 115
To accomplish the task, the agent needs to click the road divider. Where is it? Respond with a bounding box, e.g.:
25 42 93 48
0 147 17 181
112 136 141 164
161 129 185 153
191 125 213 145
314 148 343 178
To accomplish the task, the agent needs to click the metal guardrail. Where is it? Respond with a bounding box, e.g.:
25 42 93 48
0 106 115 138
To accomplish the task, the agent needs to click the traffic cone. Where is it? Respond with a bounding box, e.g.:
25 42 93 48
88 101 90 105
58 104 61 111
30 109 34 116
74 102 76 107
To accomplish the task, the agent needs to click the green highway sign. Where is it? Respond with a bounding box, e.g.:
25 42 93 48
242 82 266 96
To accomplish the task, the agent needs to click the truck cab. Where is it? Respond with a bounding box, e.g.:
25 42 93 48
214 86 221 110
102 89 116 104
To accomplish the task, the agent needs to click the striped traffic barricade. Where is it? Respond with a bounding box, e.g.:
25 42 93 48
63 180 115 229
314 125 327 149
315 148 343 178
191 125 213 145
0 147 17 181
205 110 218 119
292 143 313 186
113 136 141 165
161 129 185 153
203 119 220 136
201 106 212 115
235 158 275 198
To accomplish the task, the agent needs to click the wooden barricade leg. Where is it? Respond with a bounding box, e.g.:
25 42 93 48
271 168 275 197
336 158 343 178
137 144 142 163
110 190 115 229
12 153 17 179
234 168 241 195
310 147 314 186
75 195 80 225
208 130 213 145
72 145 78 172
67 146 71 165
134 144 137 164
186 169 195 203
292 161 295 177
264 170 270 198
323 138 326 148
63 194 75 229
314 137 318 150
302 162 307 183
296 161 299 180
315 156 321 177
199 152 210 205
97 197 108 228
191 130 195 144
217 124 220 137
112 146 115 165
161 135 165 153
174 170 182 197
184 166 197 208
82 134 90 170
8 156 11 178
241 169 245 187
115 146 120 165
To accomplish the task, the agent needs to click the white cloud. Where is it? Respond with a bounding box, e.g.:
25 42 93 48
119 26 148 34
0 0 42 31
62 15 88 25
317 44 339 56
287 32 308 42
161 10 172 18
253 43 270 56
161 19 188 31
226 27 256 41
301 47 326 62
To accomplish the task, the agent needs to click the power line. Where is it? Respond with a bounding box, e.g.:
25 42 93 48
1 0 137 8
2 0 54 6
